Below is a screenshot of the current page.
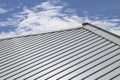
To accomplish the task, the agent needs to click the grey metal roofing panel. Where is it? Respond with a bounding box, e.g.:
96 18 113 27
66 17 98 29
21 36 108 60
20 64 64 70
0 23 120 80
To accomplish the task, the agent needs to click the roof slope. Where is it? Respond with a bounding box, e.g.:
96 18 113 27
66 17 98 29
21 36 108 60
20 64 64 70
0 23 120 80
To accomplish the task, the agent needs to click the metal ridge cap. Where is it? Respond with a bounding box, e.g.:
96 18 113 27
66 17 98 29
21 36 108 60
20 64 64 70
82 22 120 46
82 22 120 39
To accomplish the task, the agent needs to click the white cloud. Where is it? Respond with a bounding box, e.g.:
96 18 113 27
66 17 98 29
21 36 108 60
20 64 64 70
0 0 120 39
0 8 7 14
0 18 21 27
35 1 63 10
110 19 120 22
0 31 16 39
65 8 76 13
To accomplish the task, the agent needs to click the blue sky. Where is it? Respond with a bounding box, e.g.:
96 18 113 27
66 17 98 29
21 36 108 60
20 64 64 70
65 0 120 17
0 0 120 38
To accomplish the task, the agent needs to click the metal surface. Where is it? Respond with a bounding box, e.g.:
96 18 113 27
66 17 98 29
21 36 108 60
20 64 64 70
0 25 120 80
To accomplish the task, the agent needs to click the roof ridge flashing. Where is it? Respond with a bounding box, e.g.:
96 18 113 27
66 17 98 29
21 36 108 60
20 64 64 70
82 23 120 38
82 23 120 46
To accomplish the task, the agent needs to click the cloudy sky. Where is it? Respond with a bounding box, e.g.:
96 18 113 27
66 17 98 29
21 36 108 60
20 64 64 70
0 0 120 39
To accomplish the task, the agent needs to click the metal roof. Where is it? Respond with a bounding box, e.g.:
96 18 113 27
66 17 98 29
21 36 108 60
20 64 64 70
0 23 120 80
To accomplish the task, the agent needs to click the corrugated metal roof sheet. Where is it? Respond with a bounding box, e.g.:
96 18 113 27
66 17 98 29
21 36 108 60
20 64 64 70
0 23 120 80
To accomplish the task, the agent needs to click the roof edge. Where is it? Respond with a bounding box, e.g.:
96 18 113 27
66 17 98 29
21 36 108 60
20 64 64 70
82 22 120 46
0 27 82 41
0 23 120 44
82 22 120 38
